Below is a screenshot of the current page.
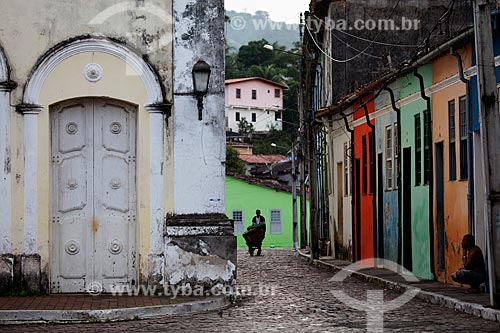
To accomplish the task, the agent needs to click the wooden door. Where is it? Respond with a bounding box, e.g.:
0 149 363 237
51 98 136 293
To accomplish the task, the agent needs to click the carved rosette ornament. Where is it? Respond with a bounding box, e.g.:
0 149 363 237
110 122 122 134
110 177 121 190
66 122 78 135
67 178 78 190
109 239 123 255
65 240 80 255
84 63 103 83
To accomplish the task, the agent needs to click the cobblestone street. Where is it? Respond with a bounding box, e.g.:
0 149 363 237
2 249 499 332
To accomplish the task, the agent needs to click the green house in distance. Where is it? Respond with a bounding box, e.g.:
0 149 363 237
226 175 309 248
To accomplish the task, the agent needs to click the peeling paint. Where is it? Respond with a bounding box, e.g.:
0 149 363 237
165 242 235 286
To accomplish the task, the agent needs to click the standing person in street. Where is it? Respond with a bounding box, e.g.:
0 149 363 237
451 234 486 293
243 209 266 256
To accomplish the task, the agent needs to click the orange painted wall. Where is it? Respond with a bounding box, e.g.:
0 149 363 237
431 44 472 283
353 96 375 261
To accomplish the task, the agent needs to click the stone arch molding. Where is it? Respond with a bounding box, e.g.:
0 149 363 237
0 46 7 82
23 37 163 105
0 43 11 255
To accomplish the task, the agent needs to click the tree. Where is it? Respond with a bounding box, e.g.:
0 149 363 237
237 39 274 69
226 146 245 175
238 118 254 136
252 127 292 155
248 64 282 82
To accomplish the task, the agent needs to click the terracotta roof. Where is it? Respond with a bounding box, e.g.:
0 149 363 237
227 173 309 196
225 77 289 89
251 160 293 175
238 154 287 165
227 173 292 193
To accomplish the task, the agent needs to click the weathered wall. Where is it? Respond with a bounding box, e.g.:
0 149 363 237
166 0 235 288
324 0 472 99
173 0 225 215
400 64 434 280
431 47 470 283
0 0 235 293
374 88 399 264
0 0 174 292
352 96 375 261
329 111 353 260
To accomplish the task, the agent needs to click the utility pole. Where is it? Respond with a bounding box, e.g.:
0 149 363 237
292 143 298 251
473 0 499 307
299 12 308 249
298 90 308 249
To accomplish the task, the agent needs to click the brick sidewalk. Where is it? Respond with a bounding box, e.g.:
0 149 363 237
0 295 202 311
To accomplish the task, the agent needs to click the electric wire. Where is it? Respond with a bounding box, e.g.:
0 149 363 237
312 14 419 48
305 0 402 64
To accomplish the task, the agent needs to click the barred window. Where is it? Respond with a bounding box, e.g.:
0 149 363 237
362 135 367 194
423 110 430 185
459 96 468 180
386 126 393 190
270 209 282 234
449 100 457 181
415 114 421 186
232 210 244 234
394 122 399 189
344 142 349 196
369 132 375 193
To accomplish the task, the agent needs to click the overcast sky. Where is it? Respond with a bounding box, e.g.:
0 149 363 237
225 0 309 24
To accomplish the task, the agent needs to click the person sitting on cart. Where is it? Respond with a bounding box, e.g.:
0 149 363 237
246 209 266 256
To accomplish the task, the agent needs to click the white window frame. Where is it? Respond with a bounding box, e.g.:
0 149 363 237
386 125 393 190
344 142 349 196
232 210 244 234
269 209 282 234
394 122 399 189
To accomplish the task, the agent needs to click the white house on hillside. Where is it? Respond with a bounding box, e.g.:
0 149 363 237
225 77 288 132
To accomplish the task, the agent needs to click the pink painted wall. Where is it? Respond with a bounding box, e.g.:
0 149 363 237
225 80 284 109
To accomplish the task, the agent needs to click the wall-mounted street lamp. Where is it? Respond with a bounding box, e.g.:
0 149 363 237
263 44 302 56
192 59 211 121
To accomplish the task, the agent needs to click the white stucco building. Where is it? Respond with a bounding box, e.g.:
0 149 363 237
0 0 235 294
225 77 287 133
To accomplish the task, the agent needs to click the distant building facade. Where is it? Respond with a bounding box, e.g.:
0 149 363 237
226 175 309 248
225 77 287 132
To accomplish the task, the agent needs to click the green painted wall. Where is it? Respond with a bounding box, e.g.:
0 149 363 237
400 64 434 280
226 177 309 248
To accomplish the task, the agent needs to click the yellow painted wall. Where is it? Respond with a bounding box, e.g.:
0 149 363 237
0 0 173 284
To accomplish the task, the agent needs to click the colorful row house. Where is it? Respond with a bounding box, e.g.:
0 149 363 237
308 20 500 286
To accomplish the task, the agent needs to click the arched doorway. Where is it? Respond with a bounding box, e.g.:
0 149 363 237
18 37 167 293
50 98 137 293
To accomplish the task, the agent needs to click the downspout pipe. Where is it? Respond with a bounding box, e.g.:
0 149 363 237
340 109 355 261
414 68 436 276
362 102 378 260
452 49 474 235
384 87 403 268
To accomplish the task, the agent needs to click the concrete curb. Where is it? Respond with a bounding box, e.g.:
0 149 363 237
297 249 500 323
0 296 232 325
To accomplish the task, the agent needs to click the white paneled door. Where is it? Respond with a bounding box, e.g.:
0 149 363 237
50 98 137 293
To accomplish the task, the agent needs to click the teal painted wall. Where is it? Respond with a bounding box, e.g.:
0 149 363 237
226 177 309 248
400 64 434 280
